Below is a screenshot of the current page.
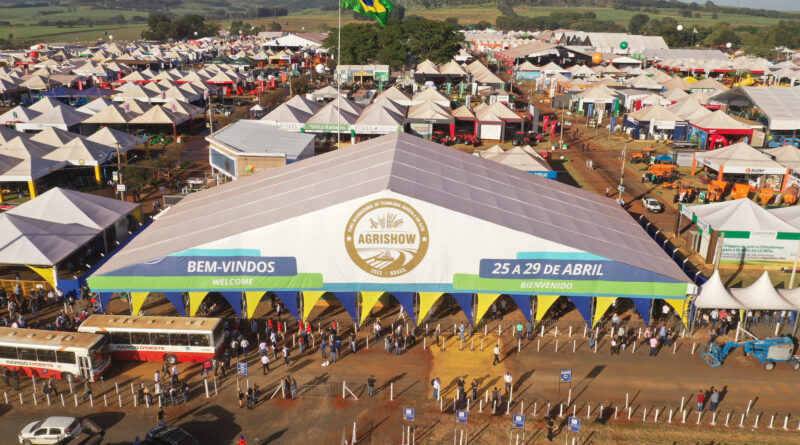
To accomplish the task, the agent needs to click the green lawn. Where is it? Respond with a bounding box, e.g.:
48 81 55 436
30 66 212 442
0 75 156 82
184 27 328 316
515 5 783 26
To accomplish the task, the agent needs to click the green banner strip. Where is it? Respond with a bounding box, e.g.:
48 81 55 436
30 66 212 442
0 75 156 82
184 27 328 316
777 232 800 240
452 274 687 298
87 273 324 292
721 231 750 239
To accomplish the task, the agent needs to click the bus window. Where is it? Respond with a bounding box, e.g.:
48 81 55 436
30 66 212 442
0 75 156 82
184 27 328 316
36 349 56 362
152 332 170 345
56 350 76 364
131 332 151 344
169 333 189 346
189 334 210 347
212 323 223 344
111 332 131 344
0 346 16 359
18 347 37 361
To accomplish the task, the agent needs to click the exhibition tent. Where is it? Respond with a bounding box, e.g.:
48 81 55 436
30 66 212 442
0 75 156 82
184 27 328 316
692 270 744 309
6 187 137 231
0 214 98 265
87 132 691 324
763 145 800 171
681 199 798 234
730 271 796 310
86 127 141 152
691 142 787 176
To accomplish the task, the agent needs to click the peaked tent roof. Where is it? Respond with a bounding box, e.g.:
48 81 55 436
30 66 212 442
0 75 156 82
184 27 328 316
7 187 137 230
284 94 323 115
88 132 691 289
30 127 82 147
692 270 744 309
43 137 115 165
28 105 90 127
691 109 752 130
627 104 685 123
261 102 314 124
0 105 41 124
0 213 99 266
762 145 800 170
730 271 795 310
86 127 141 152
683 198 798 233
693 142 785 173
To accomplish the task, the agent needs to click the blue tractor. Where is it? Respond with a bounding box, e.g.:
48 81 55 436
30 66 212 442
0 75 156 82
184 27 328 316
700 337 800 371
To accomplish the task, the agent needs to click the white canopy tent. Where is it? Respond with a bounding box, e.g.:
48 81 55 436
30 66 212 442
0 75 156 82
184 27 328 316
730 271 796 310
692 270 744 309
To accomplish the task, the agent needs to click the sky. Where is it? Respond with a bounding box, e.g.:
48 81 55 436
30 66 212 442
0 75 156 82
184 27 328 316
678 0 800 12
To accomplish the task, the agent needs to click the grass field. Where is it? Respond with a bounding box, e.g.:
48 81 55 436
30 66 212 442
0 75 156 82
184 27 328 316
0 3 786 43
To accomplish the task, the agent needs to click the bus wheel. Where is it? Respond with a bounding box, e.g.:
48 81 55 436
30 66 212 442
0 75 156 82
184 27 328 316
62 373 75 383
165 354 178 365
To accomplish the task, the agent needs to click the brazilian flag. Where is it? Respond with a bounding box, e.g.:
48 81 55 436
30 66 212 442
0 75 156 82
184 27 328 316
341 0 394 28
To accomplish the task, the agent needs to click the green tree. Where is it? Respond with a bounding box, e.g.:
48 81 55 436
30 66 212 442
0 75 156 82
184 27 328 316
629 13 649 34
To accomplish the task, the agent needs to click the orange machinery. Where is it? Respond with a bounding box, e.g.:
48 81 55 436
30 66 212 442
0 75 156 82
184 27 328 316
631 149 656 164
731 183 750 200
783 185 799 205
758 188 775 206
707 180 727 202
647 163 677 184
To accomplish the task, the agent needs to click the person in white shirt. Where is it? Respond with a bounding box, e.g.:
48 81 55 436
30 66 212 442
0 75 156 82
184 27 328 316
493 345 501 365
503 372 513 395
261 354 270 375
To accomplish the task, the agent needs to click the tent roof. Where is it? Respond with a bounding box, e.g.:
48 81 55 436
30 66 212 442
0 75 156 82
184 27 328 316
627 104 684 123
376 85 411 103
355 104 404 126
762 145 800 170
412 87 450 103
0 105 41 124
86 127 141 152
7 187 136 230
284 94 323 115
43 137 115 165
0 213 98 266
0 126 27 144
29 105 90 127
666 97 711 121
730 271 795 310
439 60 466 75
691 77 729 91
30 127 82 147
28 97 63 113
82 104 137 124
694 142 784 172
713 87 800 131
305 101 360 125
129 105 188 125
690 109 751 130
683 198 798 233
407 101 453 122
261 102 314 124
576 85 620 101
663 88 689 101
89 132 691 286
451 105 475 120
209 120 315 156
76 98 115 115
483 145 551 172
692 270 744 309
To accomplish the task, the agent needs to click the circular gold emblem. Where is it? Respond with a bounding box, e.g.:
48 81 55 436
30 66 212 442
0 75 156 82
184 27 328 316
344 198 429 277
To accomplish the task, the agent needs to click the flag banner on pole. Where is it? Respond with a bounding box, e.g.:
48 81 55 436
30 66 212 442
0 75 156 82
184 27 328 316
341 0 394 27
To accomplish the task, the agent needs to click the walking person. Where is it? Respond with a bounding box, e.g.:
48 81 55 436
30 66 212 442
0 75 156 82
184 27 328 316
649 336 659 357
492 344 501 365
349 334 356 353
546 417 555 442
261 353 270 375
282 345 291 368
431 377 440 400
503 372 513 396
367 375 376 397
157 408 165 426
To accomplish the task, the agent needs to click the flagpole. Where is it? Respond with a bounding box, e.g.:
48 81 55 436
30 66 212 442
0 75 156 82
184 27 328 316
337 2 342 148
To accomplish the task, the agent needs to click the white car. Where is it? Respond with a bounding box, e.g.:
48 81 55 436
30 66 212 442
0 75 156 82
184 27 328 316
19 417 82 445
642 197 665 213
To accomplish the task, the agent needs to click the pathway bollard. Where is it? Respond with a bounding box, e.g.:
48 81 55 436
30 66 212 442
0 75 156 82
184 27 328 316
673 342 677 354
696 412 701 424
32 375 36 393
627 407 631 420
118 394 122 407
559 404 563 418
691 342 696 355
643 408 647 422
33 392 37 406
533 402 537 417
74 394 78 406
537 339 540 352
586 404 591 419
567 388 571 405
506 400 510 415
204 379 210 398
682 410 687 423
583 325 587 337
598 405 602 420
754 414 760 428
520 401 524 414
60 394 64 407
711 412 716 425
115 382 119 395
680 396 685 412
740 413 745 428
423 337 426 350
554 326 558 337
625 393 629 409
632 342 636 353
3 392 6 405
214 379 218 395
573 340 576 353
68 379 73 394
746 400 752 417
440 397 443 411
485 390 489 403
391 383 393 401
784 415 789 430
479 399 483 413
572 405 576 417
47 393 51 405
541 325 544 337
517 339 520 352
104 394 108 407
769 414 775 429
594 340 598 354
569 326 572 337
668 409 672 423
131 382 135 398
614 406 618 419
555 339 559 352
725 412 730 427
655 409 660 422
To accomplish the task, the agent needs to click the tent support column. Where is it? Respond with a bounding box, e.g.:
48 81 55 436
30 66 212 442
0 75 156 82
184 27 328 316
787 240 800 289
28 180 37 199
713 232 725 272
673 211 682 237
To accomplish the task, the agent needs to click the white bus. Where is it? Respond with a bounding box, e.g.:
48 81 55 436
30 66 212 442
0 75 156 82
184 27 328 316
78 315 225 365
0 327 110 382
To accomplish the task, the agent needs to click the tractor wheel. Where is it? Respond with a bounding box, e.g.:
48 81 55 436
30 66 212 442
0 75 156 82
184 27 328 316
513 138 523 146
764 361 776 371
165 354 178 365
792 361 800 371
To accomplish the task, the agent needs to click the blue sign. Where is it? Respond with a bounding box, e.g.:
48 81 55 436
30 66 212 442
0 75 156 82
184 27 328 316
403 408 415 422
456 410 468 424
105 251 298 277
560 369 572 383
512 414 526 429
478 258 682 284
237 362 248 376
567 417 581 433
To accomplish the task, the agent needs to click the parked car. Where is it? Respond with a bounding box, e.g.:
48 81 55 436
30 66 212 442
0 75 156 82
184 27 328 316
145 425 199 445
19 417 83 445
642 197 665 213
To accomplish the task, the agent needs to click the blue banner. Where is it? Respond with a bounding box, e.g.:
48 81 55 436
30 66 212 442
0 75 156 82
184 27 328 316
391 292 417 325
333 292 359 325
163 292 186 317
569 296 592 328
479 258 683 284
508 294 532 321
273 291 299 321
450 293 474 326
98 292 113 312
632 298 652 327
103 255 298 277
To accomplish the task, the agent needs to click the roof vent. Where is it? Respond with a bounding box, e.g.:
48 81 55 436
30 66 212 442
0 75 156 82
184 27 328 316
63 336 74 341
